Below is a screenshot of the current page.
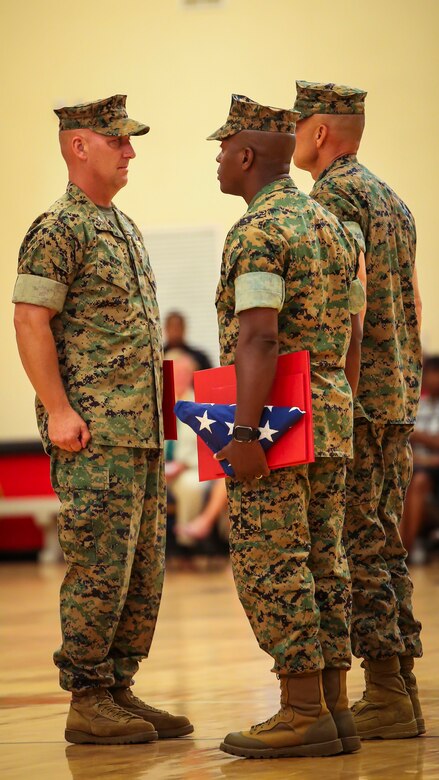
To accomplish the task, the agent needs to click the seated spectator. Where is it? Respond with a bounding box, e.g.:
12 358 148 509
165 350 208 549
164 311 212 372
184 479 228 542
401 355 439 559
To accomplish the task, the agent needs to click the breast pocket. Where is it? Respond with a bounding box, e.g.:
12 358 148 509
95 251 132 293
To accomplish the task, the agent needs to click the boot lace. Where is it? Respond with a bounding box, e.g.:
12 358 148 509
125 690 165 714
249 707 287 734
97 692 139 723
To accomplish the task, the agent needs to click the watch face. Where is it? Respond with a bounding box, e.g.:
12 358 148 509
233 425 258 442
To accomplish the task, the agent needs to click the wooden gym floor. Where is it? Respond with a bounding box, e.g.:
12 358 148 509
1 561 438 780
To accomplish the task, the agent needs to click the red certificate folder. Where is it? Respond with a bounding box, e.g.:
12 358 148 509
163 360 177 440
193 351 315 481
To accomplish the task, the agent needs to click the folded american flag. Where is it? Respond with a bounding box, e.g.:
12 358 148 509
174 401 305 477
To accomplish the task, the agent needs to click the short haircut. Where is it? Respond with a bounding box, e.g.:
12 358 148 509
165 311 185 324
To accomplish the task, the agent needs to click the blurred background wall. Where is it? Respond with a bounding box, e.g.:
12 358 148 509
1 0 438 441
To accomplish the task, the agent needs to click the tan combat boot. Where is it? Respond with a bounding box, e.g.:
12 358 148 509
110 687 194 738
399 656 426 735
352 657 418 739
322 668 361 753
65 688 158 745
220 671 342 759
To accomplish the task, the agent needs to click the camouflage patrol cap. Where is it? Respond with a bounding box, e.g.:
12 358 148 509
207 94 299 141
293 81 367 120
54 94 149 136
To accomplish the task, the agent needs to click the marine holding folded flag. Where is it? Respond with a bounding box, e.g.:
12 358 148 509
175 401 306 476
205 94 366 759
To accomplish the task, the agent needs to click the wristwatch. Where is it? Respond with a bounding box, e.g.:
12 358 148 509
233 425 260 443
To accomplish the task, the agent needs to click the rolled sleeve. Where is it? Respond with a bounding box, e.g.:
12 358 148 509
343 220 366 254
12 274 68 312
349 278 366 315
235 272 285 314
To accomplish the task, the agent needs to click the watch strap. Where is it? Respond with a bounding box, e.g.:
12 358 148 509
233 424 260 442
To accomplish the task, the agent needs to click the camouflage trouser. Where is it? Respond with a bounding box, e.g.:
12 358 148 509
345 418 423 660
50 442 166 692
227 457 351 675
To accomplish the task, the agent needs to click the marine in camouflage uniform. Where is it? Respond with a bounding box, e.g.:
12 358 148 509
207 94 364 759
12 95 192 744
293 80 424 739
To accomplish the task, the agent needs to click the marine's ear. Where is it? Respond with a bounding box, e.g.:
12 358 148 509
71 134 88 160
241 146 255 170
314 123 328 149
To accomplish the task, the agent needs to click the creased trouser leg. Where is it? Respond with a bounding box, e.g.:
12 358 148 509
344 419 422 660
379 425 422 658
51 444 165 692
111 451 166 686
308 458 352 669
227 460 350 675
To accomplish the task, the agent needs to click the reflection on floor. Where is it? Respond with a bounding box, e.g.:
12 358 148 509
1 562 438 780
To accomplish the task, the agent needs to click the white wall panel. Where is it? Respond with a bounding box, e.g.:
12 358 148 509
144 225 223 365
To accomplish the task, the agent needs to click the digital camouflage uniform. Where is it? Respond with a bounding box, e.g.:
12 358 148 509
207 93 299 140
13 180 166 692
294 81 423 661
294 80 367 119
215 173 362 675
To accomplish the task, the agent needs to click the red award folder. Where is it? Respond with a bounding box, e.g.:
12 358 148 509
193 351 315 481
163 360 177 440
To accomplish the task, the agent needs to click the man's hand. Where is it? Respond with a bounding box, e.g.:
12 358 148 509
213 306 278 482
215 440 270 482
48 407 91 451
14 304 90 452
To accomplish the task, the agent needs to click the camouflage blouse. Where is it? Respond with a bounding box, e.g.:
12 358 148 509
311 154 422 424
216 176 359 458
13 183 163 451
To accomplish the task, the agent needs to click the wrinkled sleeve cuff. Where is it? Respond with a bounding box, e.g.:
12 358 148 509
12 274 68 312
349 278 366 315
343 221 366 254
235 272 285 314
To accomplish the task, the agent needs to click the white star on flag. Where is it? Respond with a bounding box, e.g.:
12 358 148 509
266 406 273 411
258 420 278 442
226 421 234 436
195 410 216 432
